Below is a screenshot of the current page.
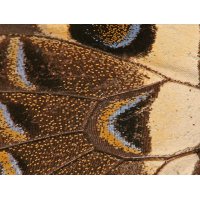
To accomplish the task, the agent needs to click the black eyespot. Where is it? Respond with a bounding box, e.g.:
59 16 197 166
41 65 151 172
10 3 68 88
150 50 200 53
86 82 161 158
69 24 157 57
114 92 153 152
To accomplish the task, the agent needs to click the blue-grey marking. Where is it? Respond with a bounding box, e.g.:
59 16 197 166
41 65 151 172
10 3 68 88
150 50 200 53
96 24 141 49
108 91 152 151
0 102 24 135
17 41 33 87
1 153 22 175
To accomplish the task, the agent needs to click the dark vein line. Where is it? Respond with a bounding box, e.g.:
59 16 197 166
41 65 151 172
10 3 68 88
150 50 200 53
0 90 100 101
93 147 129 160
104 160 124 175
2 34 199 101
0 130 84 151
154 157 180 175
82 102 100 131
4 32 200 91
129 61 200 91
154 161 168 175
52 34 200 90
154 151 199 175
94 146 200 162
101 79 168 101
125 146 200 161
2 33 166 78
48 147 94 175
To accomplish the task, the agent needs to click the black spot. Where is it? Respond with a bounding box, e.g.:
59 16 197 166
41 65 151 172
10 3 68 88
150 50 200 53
22 38 63 91
5 103 39 137
113 88 159 154
70 24 157 57
114 97 151 152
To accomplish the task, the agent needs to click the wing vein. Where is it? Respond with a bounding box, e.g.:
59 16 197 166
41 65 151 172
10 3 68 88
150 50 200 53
49 148 94 175
0 130 84 151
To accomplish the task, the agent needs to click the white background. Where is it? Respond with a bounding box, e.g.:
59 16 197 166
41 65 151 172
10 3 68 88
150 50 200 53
1 176 199 199
0 0 199 23
0 0 199 199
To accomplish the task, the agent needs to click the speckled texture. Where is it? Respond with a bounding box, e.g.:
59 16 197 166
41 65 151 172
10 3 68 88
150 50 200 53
0 24 199 175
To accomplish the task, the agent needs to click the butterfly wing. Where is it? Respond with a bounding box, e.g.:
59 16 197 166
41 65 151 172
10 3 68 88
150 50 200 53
0 25 200 175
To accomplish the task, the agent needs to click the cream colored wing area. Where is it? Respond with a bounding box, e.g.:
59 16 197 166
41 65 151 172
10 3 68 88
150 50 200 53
143 160 165 175
148 82 200 156
37 24 72 40
109 160 164 175
158 154 199 175
134 25 199 85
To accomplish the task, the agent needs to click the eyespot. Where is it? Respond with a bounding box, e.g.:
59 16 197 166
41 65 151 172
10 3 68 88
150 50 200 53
86 83 160 158
69 24 157 57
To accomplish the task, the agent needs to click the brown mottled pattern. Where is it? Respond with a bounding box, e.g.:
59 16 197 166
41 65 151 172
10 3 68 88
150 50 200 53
2 133 93 175
0 25 39 35
0 36 161 98
0 92 96 147
0 25 199 175
53 151 120 175
109 161 144 175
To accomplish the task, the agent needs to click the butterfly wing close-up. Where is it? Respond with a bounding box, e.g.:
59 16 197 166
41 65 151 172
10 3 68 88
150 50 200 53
0 24 199 175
